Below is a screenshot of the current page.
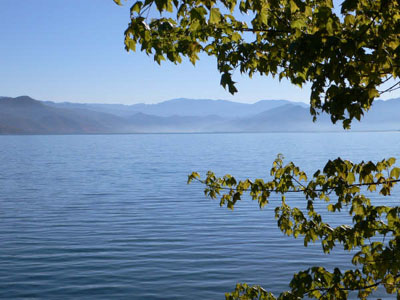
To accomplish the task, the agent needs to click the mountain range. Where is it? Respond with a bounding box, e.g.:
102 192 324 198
43 98 308 118
0 95 399 134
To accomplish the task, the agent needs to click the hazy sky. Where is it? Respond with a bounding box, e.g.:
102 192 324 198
1 1 398 104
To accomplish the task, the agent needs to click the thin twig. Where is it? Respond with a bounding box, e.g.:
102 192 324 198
379 81 400 94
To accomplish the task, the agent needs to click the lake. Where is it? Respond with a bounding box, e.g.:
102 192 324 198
1 132 399 299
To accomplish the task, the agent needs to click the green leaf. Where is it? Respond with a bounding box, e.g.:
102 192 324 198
388 157 396 166
368 88 379 99
390 167 400 179
209 8 221 24
344 14 355 26
290 0 299 13
231 32 241 42
326 18 334 35
346 172 355 184
291 18 306 30
131 1 143 13
220 73 238 94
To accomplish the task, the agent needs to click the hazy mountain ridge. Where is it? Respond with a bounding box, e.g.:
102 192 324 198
0 96 227 134
44 98 308 118
0 96 399 134
0 96 130 134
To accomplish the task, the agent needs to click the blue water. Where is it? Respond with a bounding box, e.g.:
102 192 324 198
1 132 399 299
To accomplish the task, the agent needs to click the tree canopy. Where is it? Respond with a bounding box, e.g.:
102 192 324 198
114 0 400 298
115 0 400 128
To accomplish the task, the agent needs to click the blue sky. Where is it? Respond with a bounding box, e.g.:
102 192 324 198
0 1 398 104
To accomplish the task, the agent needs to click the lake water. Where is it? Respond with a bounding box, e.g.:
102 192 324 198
1 132 399 299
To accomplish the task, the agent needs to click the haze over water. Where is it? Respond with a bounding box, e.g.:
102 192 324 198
1 132 399 299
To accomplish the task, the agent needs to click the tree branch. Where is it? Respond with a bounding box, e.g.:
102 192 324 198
193 177 400 193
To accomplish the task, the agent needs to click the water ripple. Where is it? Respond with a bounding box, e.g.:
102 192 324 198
1 133 399 299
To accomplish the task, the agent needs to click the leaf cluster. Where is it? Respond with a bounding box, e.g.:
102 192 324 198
188 155 400 299
116 0 400 128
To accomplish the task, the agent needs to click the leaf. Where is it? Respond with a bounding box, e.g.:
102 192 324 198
299 173 307 182
190 20 201 31
368 88 379 99
259 6 268 25
131 1 143 14
291 18 306 30
326 18 334 35
346 172 355 185
231 32 241 42
220 73 238 94
209 8 221 24
390 167 400 179
388 157 396 166
344 14 355 26
187 172 200 184
290 0 299 13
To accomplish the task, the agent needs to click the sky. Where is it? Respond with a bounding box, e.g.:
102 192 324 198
0 1 399 105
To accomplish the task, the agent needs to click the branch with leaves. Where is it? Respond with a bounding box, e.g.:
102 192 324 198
115 0 400 129
188 155 400 299
114 0 400 298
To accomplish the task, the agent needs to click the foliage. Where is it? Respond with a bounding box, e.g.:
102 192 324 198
188 155 400 299
114 0 400 298
115 0 400 128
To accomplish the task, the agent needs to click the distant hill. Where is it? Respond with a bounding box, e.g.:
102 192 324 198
214 104 336 132
228 100 400 132
0 96 128 134
45 98 308 118
125 112 225 132
350 98 400 131
0 96 227 134
1 96 400 134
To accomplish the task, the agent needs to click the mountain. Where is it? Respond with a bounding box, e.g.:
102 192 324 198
43 102 139 118
221 104 336 132
233 98 400 132
350 98 400 131
45 98 308 118
125 112 225 132
0 96 129 134
0 96 228 134
1 96 400 134
126 98 308 118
